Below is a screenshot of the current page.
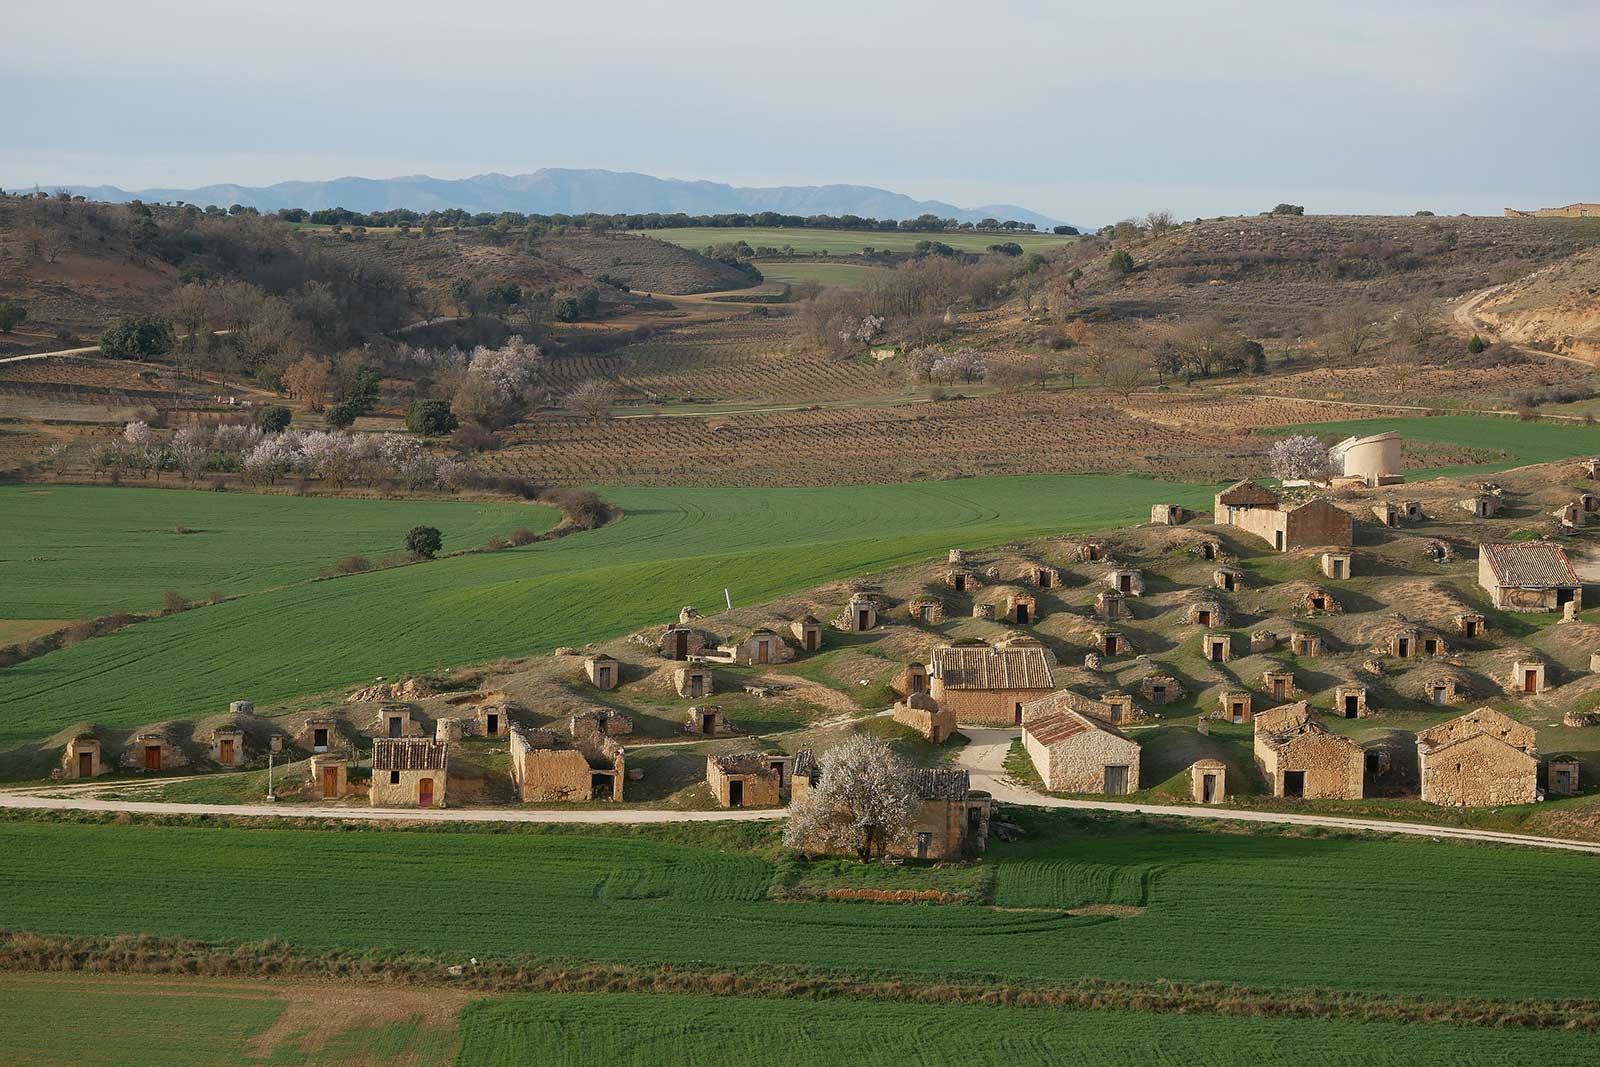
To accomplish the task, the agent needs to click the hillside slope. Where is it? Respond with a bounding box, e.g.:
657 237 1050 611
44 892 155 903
1469 246 1600 363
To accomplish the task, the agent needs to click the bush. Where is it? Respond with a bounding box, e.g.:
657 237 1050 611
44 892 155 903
406 399 459 437
0 301 27 334
254 405 292 433
986 242 1024 257
1108 249 1135 275
450 425 501 452
509 527 539 546
1268 203 1306 216
100 314 175 359
1467 334 1486 354
485 536 509 551
161 590 191 615
324 399 363 429
336 555 372 574
405 525 443 559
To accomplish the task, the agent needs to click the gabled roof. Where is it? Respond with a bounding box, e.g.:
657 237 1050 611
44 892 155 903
909 767 971 801
1420 729 1539 765
1415 706 1537 754
930 645 1053 690
372 737 448 771
1254 701 1310 736
1024 706 1133 746
1216 480 1281 508
1481 542 1579 589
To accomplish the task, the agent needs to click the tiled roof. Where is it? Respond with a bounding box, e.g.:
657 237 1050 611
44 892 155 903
1481 542 1579 589
372 738 448 771
910 767 971 801
931 645 1053 690
1025 706 1131 746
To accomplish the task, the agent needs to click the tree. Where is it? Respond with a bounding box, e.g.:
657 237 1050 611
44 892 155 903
1108 249 1135 275
100 314 175 358
1268 203 1305 216
254 405 292 433
406 398 459 436
1098 350 1145 398
783 736 922 862
565 379 616 421
1394 300 1441 352
1321 305 1379 361
1467 334 1486 354
1269 434 1329 482
1143 209 1175 236
0 301 27 333
282 357 332 412
405 525 443 559
449 277 475 318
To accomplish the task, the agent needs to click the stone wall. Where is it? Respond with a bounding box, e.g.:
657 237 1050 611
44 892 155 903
892 700 957 742
929 682 1051 726
1025 728 1141 793
370 766 446 807
1257 730 1363 799
1418 734 1537 806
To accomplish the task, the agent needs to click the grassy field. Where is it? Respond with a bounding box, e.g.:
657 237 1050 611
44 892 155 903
0 974 458 1067
0 475 1215 747
0 485 554 620
455 991 1594 1067
634 226 1074 256
2 812 1596 1000
751 260 894 289
1272 414 1600 475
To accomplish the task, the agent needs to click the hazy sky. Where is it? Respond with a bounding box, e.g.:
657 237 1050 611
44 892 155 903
5 0 1596 225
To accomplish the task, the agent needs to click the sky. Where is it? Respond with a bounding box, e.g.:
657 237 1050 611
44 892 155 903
4 0 1597 226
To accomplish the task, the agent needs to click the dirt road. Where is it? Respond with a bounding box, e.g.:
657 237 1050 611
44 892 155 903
1454 285 1593 367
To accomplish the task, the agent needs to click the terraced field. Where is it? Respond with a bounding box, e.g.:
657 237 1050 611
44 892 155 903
632 227 1076 256
2 813 1596 1000
0 485 555 621
456 992 1592 1067
0 474 1215 746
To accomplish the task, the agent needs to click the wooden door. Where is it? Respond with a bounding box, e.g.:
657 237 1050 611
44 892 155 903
219 739 235 763
78 752 93 777
144 746 161 771
805 631 817 651
418 777 434 807
1525 670 1539 693
322 767 339 798
857 610 870 630
757 641 769 664
1105 765 1128 794
598 667 612 687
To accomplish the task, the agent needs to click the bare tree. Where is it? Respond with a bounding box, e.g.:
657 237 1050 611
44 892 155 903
1393 300 1440 352
1098 350 1146 398
566 378 617 420
1321 304 1380 361
283 357 332 412
1143 210 1175 237
783 736 922 863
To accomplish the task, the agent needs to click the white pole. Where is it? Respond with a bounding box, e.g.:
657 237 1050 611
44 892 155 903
266 752 275 801
725 587 733 611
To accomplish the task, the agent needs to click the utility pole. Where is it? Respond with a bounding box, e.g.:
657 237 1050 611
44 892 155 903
266 752 275 802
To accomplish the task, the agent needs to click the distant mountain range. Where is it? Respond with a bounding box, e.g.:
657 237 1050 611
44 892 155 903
48 168 1064 228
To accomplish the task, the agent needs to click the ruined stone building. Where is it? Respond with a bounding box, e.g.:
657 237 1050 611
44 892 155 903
1021 695 1141 794
1150 503 1189 525
297 716 351 754
928 641 1055 725
508 724 623 802
835 592 881 632
1328 431 1403 487
660 624 707 661
892 691 957 742
705 751 791 808
371 706 424 739
1253 703 1364 799
1416 708 1538 807
684 705 736 736
1478 541 1582 612
370 738 448 808
1214 481 1352 552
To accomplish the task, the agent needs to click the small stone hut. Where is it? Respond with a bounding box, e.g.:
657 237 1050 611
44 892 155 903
1321 552 1352 580
1214 566 1244 592
1509 656 1549 696
1416 708 1538 807
684 705 736 736
1261 668 1296 702
297 716 351 754
946 568 979 593
1140 673 1184 706
1095 589 1130 621
1105 568 1145 596
1184 599 1229 628
836 592 881 632
892 661 930 697
584 654 619 691
705 751 789 808
1092 628 1128 657
1334 683 1369 719
1253 703 1363 799
660 625 707 661
62 734 106 779
1021 697 1141 794
1003 591 1038 625
1202 632 1232 664
907 596 945 625
674 664 714 699
1217 689 1252 724
1548 755 1580 796
1150 503 1189 525
122 730 184 773
309 753 349 800
1191 759 1226 803
1455 612 1487 638
210 725 247 767
788 760 992 861
371 706 424 740
724 628 794 666
790 615 823 653
370 738 448 808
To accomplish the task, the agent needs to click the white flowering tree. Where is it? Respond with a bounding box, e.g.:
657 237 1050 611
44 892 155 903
1269 434 1330 482
783 736 922 863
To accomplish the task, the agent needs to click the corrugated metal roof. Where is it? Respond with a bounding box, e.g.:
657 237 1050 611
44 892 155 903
1482 542 1579 589
930 645 1053 690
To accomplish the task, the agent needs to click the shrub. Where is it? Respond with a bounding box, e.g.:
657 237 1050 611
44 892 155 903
0 301 27 334
100 314 175 358
450 424 501 452
1108 249 1135 275
336 555 372 574
254 406 292 433
174 525 193 535
1467 334 1486 354
1268 203 1306 216
405 525 443 559
406 398 459 437
324 399 362 429
509 527 539 546
161 590 190 615
486 536 509 551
